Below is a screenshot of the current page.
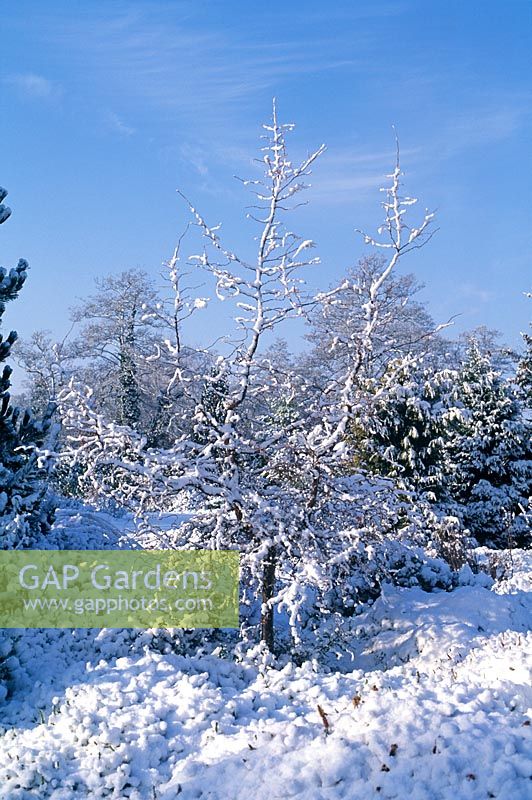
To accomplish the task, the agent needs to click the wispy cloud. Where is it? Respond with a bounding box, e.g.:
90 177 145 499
179 143 209 177
310 172 385 204
29 6 368 118
441 104 529 154
307 144 423 205
4 72 62 101
302 1 409 21
104 111 136 137
376 98 532 177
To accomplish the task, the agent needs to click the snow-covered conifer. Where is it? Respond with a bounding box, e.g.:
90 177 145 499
356 356 458 502
0 185 56 548
447 341 531 545
516 293 532 407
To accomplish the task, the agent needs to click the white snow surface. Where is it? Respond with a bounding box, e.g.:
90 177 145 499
0 507 530 799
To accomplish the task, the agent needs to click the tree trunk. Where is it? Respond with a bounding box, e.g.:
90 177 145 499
261 545 276 652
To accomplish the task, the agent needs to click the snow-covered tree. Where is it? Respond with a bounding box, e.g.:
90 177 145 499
516 293 532 407
171 124 440 651
171 103 328 651
296 137 438 515
355 356 459 501
306 257 444 383
0 186 56 548
140 242 212 448
70 269 163 429
451 325 517 374
14 328 76 414
57 381 150 507
446 341 531 545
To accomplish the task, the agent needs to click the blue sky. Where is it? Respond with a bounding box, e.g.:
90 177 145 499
1 0 531 382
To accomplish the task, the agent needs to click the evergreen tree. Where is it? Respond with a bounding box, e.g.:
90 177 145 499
517 330 532 407
516 295 532 407
447 341 531 546
200 361 229 427
0 186 56 548
192 360 232 472
357 356 457 502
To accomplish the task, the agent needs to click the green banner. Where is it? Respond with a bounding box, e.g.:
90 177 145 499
0 550 239 629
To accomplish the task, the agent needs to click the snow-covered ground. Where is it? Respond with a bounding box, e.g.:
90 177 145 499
0 507 530 799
